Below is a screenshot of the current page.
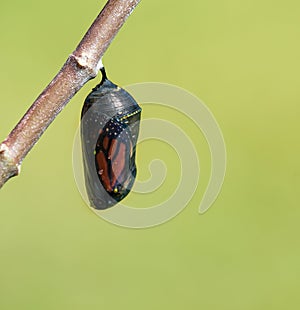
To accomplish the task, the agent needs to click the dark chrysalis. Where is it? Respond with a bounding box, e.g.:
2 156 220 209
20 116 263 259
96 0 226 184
80 67 142 210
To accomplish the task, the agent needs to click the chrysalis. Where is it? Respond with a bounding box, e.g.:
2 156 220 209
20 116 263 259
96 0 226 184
80 67 142 210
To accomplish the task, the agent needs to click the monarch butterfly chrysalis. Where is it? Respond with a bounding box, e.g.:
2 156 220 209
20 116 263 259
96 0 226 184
80 67 142 210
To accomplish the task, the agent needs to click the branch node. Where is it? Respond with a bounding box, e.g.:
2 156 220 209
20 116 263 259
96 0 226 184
0 143 20 188
70 53 98 78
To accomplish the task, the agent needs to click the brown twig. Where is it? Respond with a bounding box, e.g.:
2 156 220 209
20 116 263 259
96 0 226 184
0 0 141 188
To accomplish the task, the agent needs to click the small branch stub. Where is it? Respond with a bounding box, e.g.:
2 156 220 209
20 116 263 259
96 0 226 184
0 0 141 189
0 145 19 188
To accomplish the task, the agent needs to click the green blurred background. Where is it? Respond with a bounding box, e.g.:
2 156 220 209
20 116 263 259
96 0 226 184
0 0 299 309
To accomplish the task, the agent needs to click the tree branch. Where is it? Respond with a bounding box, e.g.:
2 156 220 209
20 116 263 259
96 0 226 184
0 0 141 189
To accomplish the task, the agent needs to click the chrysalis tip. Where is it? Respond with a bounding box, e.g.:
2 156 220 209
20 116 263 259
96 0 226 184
100 67 108 82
